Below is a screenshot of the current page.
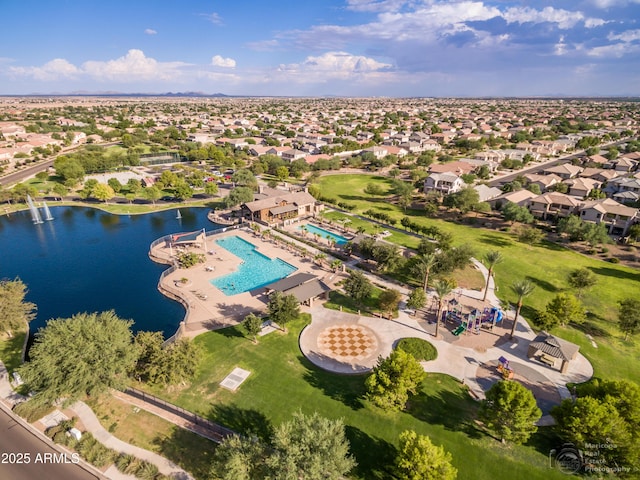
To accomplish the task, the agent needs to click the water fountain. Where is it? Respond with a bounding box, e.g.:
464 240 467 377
176 209 182 220
26 195 43 224
42 202 54 221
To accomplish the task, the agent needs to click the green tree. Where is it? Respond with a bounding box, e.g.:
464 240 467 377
343 270 373 304
173 181 194 200
618 298 640 340
159 170 178 187
378 289 402 319
627 224 640 243
224 186 254 208
509 280 535 339
0 278 36 337
396 430 457 480
583 222 610 248
406 288 427 313
231 169 258 189
132 331 164 383
545 293 586 327
515 225 545 246
92 183 115 203
501 202 534 224
443 187 480 214
54 156 85 183
107 177 122 193
275 165 289 182
210 434 269 480
557 215 586 241
364 182 385 196
204 181 219 197
143 185 162 205
567 268 597 299
243 313 263 344
412 252 438 292
479 381 541 444
267 411 356 480
433 279 455 338
365 349 426 411
482 250 503 302
19 311 138 404
371 243 401 272
267 292 300 333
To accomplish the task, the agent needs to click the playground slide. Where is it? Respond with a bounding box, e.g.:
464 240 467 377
495 311 503 324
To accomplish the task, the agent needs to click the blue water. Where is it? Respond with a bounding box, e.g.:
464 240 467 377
299 223 348 245
0 206 217 338
211 236 297 295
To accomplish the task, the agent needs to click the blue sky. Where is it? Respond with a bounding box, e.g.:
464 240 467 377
1 0 639 96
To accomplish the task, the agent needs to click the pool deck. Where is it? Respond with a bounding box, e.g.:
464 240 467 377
150 227 338 338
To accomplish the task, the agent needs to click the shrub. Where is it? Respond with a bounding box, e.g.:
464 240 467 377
115 453 135 472
135 460 159 480
396 338 438 362
608 257 620 264
13 399 55 422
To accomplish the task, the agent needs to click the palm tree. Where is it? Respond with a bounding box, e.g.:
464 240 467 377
412 253 438 293
314 252 327 267
482 250 503 301
433 279 455 338
509 280 535 340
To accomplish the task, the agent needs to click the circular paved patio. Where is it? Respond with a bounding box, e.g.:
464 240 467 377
300 311 386 374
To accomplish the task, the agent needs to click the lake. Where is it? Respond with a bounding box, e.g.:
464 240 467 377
0 206 217 338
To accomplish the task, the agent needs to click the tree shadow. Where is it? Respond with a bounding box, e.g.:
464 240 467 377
299 355 366 410
524 275 558 293
477 234 513 248
587 266 640 283
525 425 563 458
208 404 274 442
210 324 244 339
405 385 483 439
153 425 217 480
344 425 398 480
539 240 570 252
570 315 611 338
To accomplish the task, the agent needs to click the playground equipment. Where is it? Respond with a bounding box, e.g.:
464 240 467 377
446 306 503 336
497 356 514 379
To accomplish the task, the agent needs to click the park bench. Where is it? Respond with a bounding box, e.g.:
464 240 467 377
539 353 556 367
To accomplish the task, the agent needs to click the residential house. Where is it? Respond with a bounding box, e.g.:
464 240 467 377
242 190 322 225
474 184 503 202
429 161 476 176
281 149 307 162
528 192 582 220
489 189 538 209
579 198 638 235
564 177 602 198
542 164 583 179
523 173 562 192
423 173 465 195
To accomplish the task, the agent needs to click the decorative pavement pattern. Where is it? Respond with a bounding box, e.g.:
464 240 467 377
317 325 378 360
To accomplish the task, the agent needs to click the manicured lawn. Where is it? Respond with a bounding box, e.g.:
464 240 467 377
140 316 567 480
87 395 215 480
318 174 640 383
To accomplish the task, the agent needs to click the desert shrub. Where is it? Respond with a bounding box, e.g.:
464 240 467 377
608 257 620 264
135 460 159 480
396 338 438 361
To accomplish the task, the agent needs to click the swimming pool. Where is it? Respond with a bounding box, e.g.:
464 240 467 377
211 236 297 295
299 224 349 245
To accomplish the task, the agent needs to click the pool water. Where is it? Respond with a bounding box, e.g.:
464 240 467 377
299 224 348 245
211 236 297 295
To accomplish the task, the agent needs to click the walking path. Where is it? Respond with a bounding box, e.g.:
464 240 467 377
0 361 193 480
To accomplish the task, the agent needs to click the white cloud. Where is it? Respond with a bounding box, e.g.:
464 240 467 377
584 18 607 28
554 36 568 56
590 0 640 8
587 42 640 57
346 0 409 12
278 51 391 82
246 39 280 51
211 55 236 68
82 49 190 82
608 29 640 42
144 28 157 35
503 6 586 29
10 58 80 81
200 12 223 25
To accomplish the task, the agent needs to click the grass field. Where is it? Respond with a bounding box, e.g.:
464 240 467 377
318 174 640 383
0 331 26 375
87 395 215 479
139 316 568 480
